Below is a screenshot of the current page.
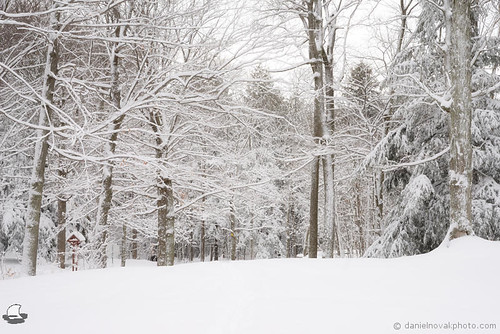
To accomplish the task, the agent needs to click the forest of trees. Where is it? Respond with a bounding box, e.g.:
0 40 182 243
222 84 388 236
0 0 499 276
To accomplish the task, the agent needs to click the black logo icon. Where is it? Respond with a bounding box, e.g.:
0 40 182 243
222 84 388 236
2 304 28 324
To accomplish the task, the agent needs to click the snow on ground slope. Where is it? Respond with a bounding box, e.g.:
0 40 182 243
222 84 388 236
0 237 498 334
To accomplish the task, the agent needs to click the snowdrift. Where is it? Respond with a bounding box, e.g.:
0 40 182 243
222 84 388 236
0 237 498 334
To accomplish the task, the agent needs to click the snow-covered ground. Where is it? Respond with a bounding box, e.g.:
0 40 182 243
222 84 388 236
0 237 498 334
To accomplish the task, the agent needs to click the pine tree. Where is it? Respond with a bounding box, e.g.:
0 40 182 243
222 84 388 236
364 1 500 257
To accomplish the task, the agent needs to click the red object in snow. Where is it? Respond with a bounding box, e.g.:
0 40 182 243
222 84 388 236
67 232 83 272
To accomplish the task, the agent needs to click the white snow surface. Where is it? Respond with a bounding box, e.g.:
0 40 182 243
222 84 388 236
0 237 499 334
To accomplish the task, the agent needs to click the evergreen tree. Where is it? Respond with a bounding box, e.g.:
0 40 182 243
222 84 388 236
365 2 500 257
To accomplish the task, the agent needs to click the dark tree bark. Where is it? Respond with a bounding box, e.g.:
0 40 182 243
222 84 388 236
22 5 60 276
148 109 177 267
354 182 365 255
306 0 325 259
56 194 67 269
324 56 337 259
188 231 194 262
308 157 320 257
213 239 219 261
286 200 293 258
131 228 138 259
157 177 175 266
120 224 126 267
200 220 205 262
95 8 125 268
249 216 254 260
447 0 474 240
200 195 205 262
229 202 237 261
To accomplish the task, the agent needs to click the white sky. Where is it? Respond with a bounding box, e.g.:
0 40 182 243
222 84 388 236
216 0 422 98
235 0 414 94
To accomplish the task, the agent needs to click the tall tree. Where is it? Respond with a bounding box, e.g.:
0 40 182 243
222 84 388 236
292 0 360 257
22 2 61 276
94 5 126 268
446 0 474 240
364 0 500 257
306 0 324 258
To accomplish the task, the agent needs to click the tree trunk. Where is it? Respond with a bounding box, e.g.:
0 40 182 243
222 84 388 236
355 183 365 255
229 202 237 261
396 0 409 55
306 0 325 258
308 157 320 258
249 217 254 260
147 108 176 267
324 46 338 259
303 227 310 257
188 231 194 262
131 228 138 259
200 220 205 262
56 166 67 269
286 200 292 258
447 0 474 240
57 195 66 269
120 224 126 267
213 238 219 261
165 178 175 266
95 10 124 268
376 171 384 225
157 177 175 266
200 171 206 262
305 0 328 259
157 177 167 266
22 6 60 276
323 155 335 258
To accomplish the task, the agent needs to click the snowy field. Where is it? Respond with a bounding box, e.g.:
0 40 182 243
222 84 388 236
0 237 499 334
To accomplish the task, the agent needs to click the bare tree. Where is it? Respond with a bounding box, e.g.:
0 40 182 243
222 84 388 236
21 2 61 276
275 0 360 257
94 5 127 268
